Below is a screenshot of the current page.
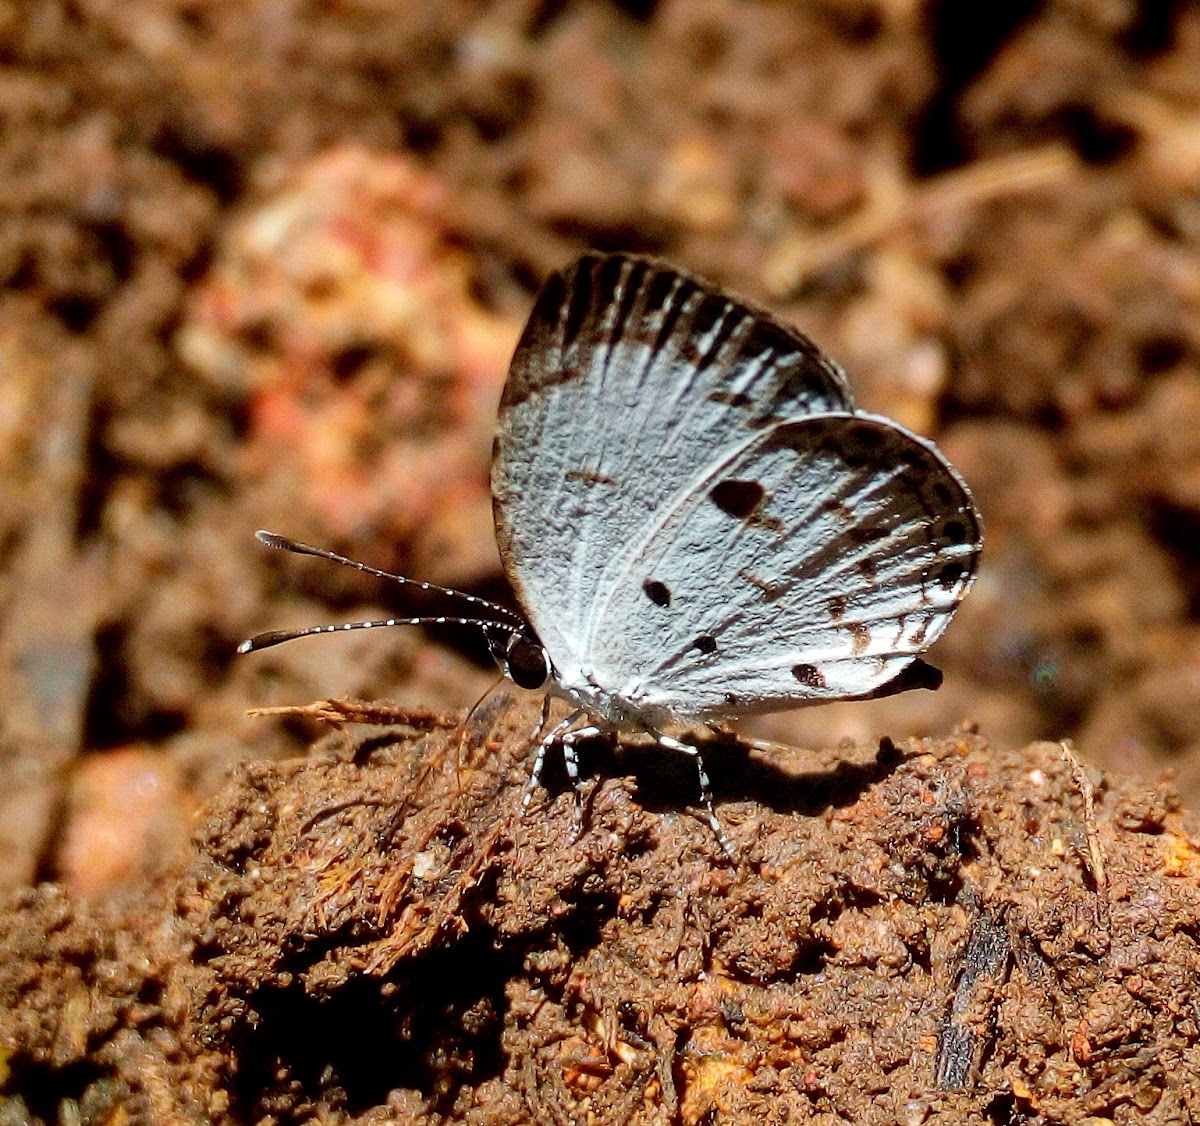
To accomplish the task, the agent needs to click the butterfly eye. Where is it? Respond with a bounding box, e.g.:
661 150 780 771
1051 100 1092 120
506 636 551 690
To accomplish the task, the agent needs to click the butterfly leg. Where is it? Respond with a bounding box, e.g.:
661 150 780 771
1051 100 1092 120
527 692 553 751
651 731 736 860
522 707 586 817
560 723 605 837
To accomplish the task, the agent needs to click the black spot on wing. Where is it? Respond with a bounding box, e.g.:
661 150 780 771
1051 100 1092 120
938 561 966 590
692 635 718 654
791 663 827 689
769 417 880 467
710 479 765 519
708 389 754 409
739 570 787 602
565 468 619 487
943 519 968 544
849 525 889 546
643 578 671 607
896 443 927 469
821 497 854 525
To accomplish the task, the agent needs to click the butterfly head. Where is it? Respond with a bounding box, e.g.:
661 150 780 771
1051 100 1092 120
489 628 552 691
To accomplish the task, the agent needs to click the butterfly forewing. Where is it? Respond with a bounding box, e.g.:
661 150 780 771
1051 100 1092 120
492 253 855 667
583 413 981 719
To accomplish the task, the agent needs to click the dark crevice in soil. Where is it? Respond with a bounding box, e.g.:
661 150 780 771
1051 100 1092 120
1136 333 1187 378
547 220 669 259
49 294 104 334
1150 501 1200 618
83 623 189 750
74 404 113 543
3 1059 111 1125
1051 103 1139 166
825 6 883 45
939 388 1069 432
153 127 246 206
609 0 659 22
1121 0 1184 55
152 462 228 518
230 953 510 1120
912 0 1043 174
788 938 836 977
984 1090 1018 1123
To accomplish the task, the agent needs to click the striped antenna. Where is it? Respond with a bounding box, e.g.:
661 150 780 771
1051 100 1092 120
238 615 521 655
252 531 525 627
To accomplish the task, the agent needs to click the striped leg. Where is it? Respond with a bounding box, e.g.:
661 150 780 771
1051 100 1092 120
651 731 736 860
522 707 586 816
560 724 604 835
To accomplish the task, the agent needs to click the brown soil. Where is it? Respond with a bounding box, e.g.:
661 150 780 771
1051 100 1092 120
2 1 1200 1122
6 714 1200 1124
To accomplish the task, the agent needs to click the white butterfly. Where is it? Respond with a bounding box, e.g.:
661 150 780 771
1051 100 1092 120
241 253 982 855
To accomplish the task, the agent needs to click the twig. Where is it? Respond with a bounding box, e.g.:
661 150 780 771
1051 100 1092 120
764 143 1080 297
1060 740 1111 936
247 697 461 730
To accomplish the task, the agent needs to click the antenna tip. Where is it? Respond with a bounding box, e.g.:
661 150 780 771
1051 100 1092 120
255 530 284 548
236 638 255 654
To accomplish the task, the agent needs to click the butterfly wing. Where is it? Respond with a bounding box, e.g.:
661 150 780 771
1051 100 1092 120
492 253 854 666
584 413 982 719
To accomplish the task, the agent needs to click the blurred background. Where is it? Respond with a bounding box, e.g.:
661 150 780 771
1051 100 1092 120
2 0 1198 895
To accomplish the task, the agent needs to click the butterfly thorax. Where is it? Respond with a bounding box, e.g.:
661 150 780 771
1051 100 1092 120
549 663 678 731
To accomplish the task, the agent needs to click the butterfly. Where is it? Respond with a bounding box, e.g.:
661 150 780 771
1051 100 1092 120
240 252 982 856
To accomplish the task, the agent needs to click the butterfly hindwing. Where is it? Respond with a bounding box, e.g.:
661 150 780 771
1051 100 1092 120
492 253 855 664
582 413 982 719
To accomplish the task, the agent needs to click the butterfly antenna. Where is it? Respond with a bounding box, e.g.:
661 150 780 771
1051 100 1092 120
238 616 519 655
253 530 525 627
